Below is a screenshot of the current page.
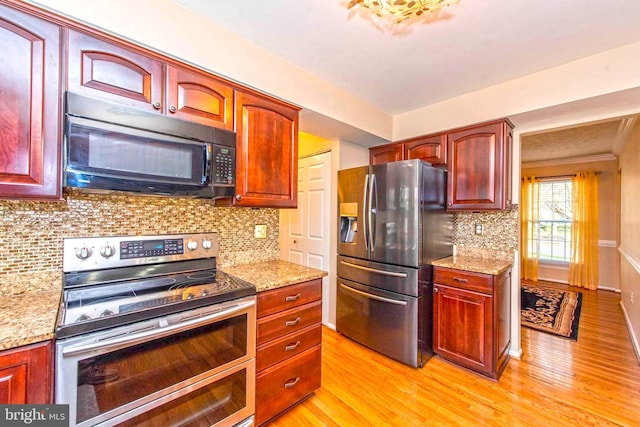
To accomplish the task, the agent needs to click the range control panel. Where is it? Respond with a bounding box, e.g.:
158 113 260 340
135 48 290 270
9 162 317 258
63 233 218 272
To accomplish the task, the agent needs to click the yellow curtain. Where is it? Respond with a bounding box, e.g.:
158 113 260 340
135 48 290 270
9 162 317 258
569 171 599 289
521 176 540 281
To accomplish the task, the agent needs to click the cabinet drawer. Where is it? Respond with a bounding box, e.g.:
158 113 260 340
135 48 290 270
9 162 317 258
434 267 493 294
257 301 322 345
256 345 321 425
257 279 322 317
257 325 322 372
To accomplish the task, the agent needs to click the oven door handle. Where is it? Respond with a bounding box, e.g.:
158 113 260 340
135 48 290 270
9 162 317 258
62 299 255 357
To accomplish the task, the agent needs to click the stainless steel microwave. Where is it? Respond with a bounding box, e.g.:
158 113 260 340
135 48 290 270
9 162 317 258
64 92 236 199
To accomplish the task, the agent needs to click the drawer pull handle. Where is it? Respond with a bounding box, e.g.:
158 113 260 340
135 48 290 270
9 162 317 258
284 377 300 388
453 277 468 283
285 341 301 351
285 317 301 327
285 293 301 302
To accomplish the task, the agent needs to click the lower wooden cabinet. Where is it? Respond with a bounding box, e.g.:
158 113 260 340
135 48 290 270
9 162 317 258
433 267 511 380
0 341 52 404
255 279 322 425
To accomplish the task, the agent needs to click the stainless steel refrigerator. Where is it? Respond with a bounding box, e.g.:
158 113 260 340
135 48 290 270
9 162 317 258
336 159 452 367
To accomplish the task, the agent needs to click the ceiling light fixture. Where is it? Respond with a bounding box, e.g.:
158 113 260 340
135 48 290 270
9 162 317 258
347 0 459 23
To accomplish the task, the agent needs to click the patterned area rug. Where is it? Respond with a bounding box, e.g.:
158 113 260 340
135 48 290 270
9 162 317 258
521 283 583 340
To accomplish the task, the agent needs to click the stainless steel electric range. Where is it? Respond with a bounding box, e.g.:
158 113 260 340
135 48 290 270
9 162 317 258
55 232 256 427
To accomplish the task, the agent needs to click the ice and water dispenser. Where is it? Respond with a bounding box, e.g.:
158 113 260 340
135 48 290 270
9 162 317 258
340 202 358 243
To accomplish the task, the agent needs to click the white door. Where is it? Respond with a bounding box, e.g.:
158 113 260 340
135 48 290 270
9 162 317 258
280 151 332 325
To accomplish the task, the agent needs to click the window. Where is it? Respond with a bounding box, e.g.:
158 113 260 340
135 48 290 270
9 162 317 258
531 179 572 262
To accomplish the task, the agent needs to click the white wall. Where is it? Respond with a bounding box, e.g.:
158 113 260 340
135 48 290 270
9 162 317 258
618 121 640 359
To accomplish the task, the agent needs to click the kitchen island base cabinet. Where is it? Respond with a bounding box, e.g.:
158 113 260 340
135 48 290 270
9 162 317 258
0 341 51 404
433 267 511 380
255 279 322 425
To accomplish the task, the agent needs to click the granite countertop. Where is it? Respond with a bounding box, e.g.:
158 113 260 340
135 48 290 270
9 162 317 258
0 271 62 351
431 255 513 275
221 260 328 292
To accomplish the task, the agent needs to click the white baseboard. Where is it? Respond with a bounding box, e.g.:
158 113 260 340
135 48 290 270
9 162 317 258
538 277 568 284
324 322 336 331
620 301 640 363
509 347 523 360
597 286 622 293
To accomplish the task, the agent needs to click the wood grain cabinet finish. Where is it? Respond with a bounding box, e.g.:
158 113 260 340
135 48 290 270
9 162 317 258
67 29 164 112
256 279 322 425
0 3 61 199
404 133 447 166
166 65 233 130
446 120 513 211
0 341 52 404
369 143 404 165
433 267 511 380
234 90 299 208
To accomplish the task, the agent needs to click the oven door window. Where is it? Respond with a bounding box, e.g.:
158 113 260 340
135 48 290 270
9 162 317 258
75 314 248 424
66 116 207 185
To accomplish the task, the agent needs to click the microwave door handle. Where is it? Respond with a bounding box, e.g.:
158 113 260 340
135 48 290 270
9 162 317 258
363 173 370 251
204 143 212 184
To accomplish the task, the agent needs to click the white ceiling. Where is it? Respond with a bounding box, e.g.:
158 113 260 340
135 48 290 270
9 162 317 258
172 0 640 116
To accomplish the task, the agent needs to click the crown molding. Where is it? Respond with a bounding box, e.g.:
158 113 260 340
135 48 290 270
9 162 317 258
611 116 638 155
522 153 617 169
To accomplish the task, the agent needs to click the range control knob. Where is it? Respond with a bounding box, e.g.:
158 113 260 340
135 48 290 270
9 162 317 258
75 246 93 260
202 239 212 250
187 241 198 251
100 244 116 258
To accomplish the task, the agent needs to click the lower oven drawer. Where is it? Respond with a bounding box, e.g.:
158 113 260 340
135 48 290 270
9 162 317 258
256 345 321 425
257 325 322 371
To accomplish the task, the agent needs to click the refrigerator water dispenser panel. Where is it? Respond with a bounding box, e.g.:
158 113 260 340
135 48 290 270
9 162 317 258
340 202 358 243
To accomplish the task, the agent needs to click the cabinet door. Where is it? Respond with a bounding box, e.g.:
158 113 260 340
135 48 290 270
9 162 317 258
234 90 298 207
404 134 447 166
433 284 493 376
0 341 51 404
369 143 403 165
447 121 509 210
68 29 164 112
0 5 61 199
166 66 233 130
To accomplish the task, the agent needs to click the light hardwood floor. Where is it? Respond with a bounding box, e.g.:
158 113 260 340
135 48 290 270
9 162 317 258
269 285 640 426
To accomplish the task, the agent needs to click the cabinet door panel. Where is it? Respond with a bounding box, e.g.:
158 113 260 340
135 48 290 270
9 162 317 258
370 143 403 165
0 364 27 404
433 284 493 375
68 30 163 111
235 90 298 207
167 66 233 130
404 134 447 165
0 5 61 199
0 341 51 404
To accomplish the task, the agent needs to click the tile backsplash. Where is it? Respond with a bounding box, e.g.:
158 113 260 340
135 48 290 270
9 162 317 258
453 205 519 260
0 189 279 274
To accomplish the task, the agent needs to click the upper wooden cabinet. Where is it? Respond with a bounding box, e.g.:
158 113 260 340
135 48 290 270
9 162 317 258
0 3 62 199
447 120 513 211
0 341 52 404
68 30 234 130
404 133 447 166
67 29 164 113
370 143 404 165
234 90 299 208
166 65 233 130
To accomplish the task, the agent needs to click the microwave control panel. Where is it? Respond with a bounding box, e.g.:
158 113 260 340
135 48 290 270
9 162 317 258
213 146 235 185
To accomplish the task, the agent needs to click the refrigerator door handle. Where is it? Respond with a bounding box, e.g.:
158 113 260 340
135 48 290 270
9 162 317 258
340 283 408 306
363 173 370 251
339 260 409 278
369 173 377 251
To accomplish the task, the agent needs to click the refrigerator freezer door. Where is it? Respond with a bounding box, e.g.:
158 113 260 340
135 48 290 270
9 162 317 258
338 166 370 260
368 160 421 267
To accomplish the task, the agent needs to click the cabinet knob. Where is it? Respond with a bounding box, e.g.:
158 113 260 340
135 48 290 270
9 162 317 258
235 194 242 201
152 101 161 110
434 287 439 293
169 105 177 113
